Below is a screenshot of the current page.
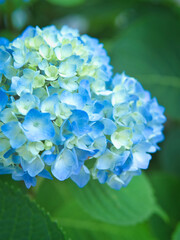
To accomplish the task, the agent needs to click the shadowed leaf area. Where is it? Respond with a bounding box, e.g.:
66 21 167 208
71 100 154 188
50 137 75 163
0 180 64 240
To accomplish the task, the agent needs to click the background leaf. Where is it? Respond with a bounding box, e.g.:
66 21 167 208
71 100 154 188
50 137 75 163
71 174 159 226
36 174 158 226
0 180 64 240
36 178 158 240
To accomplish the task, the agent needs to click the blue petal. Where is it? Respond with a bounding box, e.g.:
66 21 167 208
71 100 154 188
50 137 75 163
51 149 78 181
0 49 11 73
40 94 58 119
59 120 73 143
75 147 98 162
42 152 57 165
101 118 117 135
0 89 8 112
3 148 15 159
97 170 108 184
18 26 36 40
0 165 14 174
132 152 151 169
70 110 91 136
38 169 53 180
22 109 55 142
15 93 40 115
71 165 90 188
94 101 104 113
21 156 45 177
60 91 85 109
1 121 26 148
89 121 104 138
12 169 37 189
0 37 9 46
96 149 118 170
107 175 124 190
92 136 107 157
78 80 91 103
11 76 33 96
23 173 37 188
12 155 21 164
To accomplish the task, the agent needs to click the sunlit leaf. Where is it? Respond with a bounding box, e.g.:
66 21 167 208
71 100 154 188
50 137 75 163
36 178 157 240
71 174 161 225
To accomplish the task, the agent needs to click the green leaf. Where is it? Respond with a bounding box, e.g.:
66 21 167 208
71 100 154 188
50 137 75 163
148 172 180 225
70 174 157 226
0 181 64 240
159 127 180 175
36 179 157 240
46 0 85 7
172 223 180 240
59 204 157 240
110 8 180 120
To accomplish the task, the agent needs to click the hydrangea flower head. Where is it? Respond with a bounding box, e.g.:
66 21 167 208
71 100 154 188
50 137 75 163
0 25 166 189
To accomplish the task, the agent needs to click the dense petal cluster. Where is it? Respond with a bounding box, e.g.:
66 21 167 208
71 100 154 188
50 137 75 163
0 25 166 189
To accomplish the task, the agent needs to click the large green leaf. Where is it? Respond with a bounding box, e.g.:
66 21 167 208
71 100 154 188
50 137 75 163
56 201 157 240
172 223 180 240
36 179 157 240
0 181 64 240
109 8 180 120
67 174 158 226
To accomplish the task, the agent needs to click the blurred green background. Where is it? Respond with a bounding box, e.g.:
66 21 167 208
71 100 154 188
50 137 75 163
0 0 180 239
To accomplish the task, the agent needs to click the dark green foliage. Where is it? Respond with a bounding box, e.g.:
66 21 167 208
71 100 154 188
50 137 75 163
0 181 64 240
159 127 180 175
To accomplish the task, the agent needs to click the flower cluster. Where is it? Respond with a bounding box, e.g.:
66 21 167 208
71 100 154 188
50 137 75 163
0 25 166 189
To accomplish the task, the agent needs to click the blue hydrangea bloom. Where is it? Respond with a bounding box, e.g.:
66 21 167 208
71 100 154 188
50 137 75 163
0 25 166 189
